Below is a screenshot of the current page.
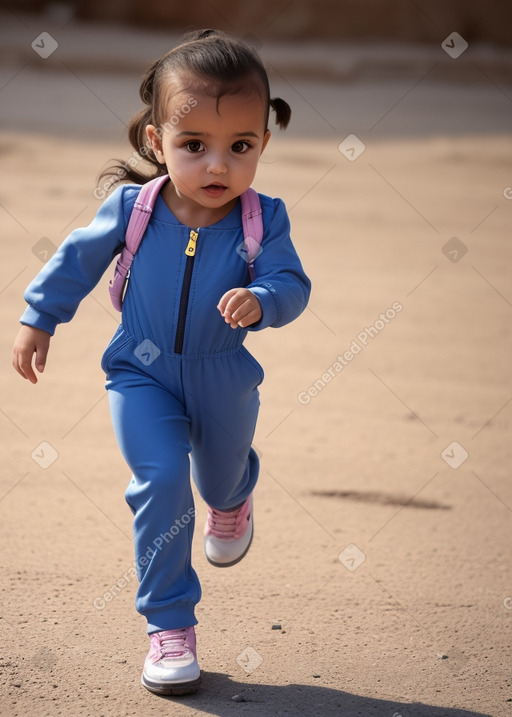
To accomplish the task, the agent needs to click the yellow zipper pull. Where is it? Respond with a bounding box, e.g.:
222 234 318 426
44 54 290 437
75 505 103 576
185 229 199 257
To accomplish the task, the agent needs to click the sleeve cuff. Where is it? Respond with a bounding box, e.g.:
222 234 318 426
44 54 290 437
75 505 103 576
247 285 279 331
20 305 59 336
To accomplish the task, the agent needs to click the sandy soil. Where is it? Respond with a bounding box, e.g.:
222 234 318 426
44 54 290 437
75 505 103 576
1 83 511 715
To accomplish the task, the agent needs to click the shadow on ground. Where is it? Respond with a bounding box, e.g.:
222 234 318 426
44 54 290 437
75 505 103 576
154 671 493 716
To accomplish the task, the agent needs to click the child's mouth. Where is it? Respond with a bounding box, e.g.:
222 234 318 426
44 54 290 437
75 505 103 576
203 184 227 197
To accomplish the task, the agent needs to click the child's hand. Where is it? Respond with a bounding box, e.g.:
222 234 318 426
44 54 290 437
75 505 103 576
217 288 262 329
12 325 51 384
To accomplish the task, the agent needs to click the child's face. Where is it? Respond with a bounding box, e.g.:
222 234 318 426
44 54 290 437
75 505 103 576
146 81 271 217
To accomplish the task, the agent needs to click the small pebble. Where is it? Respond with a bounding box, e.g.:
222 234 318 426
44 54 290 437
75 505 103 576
437 653 449 660
231 694 246 702
271 623 282 630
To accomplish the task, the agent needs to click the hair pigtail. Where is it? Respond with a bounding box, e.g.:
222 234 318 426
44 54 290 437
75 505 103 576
269 97 291 129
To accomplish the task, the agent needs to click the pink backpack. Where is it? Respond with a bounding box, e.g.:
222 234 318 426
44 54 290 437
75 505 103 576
109 174 264 311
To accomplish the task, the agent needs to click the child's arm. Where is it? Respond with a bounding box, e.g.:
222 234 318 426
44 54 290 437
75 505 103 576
218 196 311 331
12 325 51 384
12 186 135 380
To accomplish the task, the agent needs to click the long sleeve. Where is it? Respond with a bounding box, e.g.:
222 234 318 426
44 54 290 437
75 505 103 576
247 196 311 331
20 185 136 335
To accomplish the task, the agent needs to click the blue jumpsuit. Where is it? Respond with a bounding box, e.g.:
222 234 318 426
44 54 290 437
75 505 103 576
21 184 311 633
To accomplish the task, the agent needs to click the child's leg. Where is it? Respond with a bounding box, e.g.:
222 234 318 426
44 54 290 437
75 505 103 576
107 375 201 633
183 349 262 509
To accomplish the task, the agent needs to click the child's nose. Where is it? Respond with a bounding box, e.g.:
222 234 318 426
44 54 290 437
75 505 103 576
206 154 227 174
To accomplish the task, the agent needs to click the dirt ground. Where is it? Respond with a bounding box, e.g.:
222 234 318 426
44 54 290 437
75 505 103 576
1 21 512 717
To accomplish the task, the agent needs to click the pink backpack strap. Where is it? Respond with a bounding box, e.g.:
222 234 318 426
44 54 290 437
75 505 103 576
240 188 263 282
109 174 169 310
125 174 169 253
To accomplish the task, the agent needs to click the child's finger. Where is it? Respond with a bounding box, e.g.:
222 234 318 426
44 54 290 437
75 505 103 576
227 297 262 328
236 308 261 328
218 290 247 322
13 349 37 383
228 298 252 322
217 288 239 317
34 341 49 374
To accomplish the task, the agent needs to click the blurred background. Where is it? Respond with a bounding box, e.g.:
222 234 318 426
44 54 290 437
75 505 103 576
2 0 512 141
8 0 512 43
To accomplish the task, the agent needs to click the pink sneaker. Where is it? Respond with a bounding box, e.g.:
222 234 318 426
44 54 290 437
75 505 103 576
204 494 253 567
141 627 200 695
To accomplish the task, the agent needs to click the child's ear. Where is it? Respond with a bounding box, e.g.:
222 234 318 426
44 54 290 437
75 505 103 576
260 130 271 155
146 125 165 163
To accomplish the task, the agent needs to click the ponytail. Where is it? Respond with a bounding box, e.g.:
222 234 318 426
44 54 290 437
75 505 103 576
97 58 168 188
270 97 291 130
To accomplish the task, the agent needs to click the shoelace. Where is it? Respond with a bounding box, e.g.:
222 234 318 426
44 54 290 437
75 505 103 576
158 629 188 658
207 502 249 539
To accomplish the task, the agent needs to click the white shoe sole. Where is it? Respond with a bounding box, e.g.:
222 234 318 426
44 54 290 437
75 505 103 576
141 672 201 695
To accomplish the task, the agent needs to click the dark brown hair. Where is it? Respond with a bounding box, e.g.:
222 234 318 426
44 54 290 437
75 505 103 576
98 29 291 188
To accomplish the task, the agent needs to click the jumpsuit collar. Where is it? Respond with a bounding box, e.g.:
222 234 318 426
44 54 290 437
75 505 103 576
151 193 243 230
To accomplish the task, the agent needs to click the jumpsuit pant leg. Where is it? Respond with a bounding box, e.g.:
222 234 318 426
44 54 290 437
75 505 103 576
183 348 263 511
107 372 201 634
104 339 262 634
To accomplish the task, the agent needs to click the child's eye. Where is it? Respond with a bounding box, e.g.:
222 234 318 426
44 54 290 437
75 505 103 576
231 141 251 154
185 141 205 153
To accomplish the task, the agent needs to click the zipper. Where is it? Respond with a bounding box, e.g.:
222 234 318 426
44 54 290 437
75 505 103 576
174 228 199 354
